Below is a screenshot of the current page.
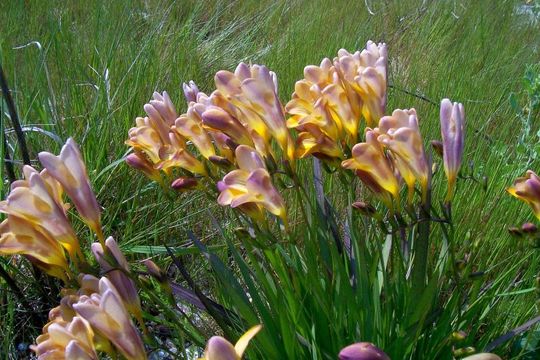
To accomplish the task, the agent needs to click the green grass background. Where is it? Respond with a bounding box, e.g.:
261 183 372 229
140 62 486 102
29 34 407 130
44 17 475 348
0 0 540 357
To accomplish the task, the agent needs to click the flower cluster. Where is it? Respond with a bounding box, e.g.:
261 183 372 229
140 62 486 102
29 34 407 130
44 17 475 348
286 41 387 161
342 99 464 207
126 63 290 223
0 139 102 280
126 42 467 224
0 138 145 359
33 276 145 360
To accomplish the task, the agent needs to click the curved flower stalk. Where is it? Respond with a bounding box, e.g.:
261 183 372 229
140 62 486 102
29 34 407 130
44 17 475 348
286 40 387 161
91 237 143 325
73 277 147 360
508 170 540 219
342 129 399 209
376 108 429 203
38 138 104 242
440 99 465 202
200 324 262 360
217 145 287 224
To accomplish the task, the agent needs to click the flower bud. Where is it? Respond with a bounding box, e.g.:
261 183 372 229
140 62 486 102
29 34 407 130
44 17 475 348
338 342 390 360
171 177 198 191
352 201 377 217
461 353 502 360
454 347 476 357
451 330 467 342
143 259 168 284
182 81 199 103
508 226 523 237
522 222 538 233
209 155 232 168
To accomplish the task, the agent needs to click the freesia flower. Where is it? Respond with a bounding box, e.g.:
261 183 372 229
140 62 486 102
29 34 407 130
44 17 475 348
0 215 69 280
440 98 465 201
215 63 295 163
91 237 143 324
0 165 82 260
202 106 255 149
32 316 98 360
125 152 162 183
342 129 399 209
217 145 286 223
183 80 200 103
377 108 429 203
201 324 262 360
38 138 103 241
287 41 388 161
338 342 390 360
334 41 388 128
126 92 206 177
508 170 540 219
175 107 216 160
73 277 147 360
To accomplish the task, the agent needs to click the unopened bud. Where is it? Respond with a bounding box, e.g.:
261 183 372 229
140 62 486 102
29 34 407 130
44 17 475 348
171 177 198 191
508 227 523 237
339 342 390 360
182 81 199 103
126 153 161 181
208 155 232 168
143 259 167 283
352 201 377 217
451 330 467 342
453 347 476 357
225 138 239 151
522 222 538 233
482 176 488 191
461 353 502 360
431 140 443 157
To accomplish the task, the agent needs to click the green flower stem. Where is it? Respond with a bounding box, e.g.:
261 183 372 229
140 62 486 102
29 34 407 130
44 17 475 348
411 188 431 301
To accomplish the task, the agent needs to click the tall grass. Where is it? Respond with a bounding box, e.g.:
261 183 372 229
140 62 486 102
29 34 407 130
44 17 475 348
0 0 539 357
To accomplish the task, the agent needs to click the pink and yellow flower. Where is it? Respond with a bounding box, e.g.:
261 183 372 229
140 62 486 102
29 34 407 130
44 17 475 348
217 145 286 223
508 170 540 219
376 108 429 203
200 325 262 360
342 129 399 209
38 138 103 242
287 41 388 161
